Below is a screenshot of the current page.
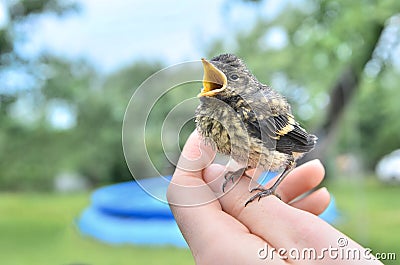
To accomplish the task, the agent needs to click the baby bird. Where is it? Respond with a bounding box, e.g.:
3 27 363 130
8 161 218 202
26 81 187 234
195 53 317 206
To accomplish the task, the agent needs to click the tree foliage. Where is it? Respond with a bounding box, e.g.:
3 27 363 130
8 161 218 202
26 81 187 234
0 0 161 189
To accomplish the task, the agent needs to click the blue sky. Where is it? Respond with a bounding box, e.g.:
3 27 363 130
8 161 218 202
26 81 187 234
14 0 285 73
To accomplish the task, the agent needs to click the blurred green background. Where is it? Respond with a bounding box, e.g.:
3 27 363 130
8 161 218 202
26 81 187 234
1 0 400 264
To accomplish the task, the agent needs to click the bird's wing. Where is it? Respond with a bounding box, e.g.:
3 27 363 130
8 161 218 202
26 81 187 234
246 112 316 154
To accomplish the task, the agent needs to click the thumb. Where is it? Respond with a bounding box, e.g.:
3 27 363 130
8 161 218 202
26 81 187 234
174 131 215 178
167 131 217 206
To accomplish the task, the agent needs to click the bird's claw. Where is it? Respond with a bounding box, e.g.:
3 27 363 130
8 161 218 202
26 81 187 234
221 180 228 193
222 168 248 192
244 188 281 207
249 186 266 193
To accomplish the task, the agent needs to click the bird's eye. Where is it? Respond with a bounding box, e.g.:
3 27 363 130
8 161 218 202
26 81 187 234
230 74 239 81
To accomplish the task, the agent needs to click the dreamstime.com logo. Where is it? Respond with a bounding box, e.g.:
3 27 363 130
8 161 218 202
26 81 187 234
257 237 397 261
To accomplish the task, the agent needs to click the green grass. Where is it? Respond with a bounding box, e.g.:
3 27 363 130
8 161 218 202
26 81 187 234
328 177 400 264
0 193 193 265
0 177 399 264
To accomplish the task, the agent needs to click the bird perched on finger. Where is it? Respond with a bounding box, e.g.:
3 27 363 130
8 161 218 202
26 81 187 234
195 53 317 206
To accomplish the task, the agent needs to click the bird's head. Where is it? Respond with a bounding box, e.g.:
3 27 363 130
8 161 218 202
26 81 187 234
198 53 258 99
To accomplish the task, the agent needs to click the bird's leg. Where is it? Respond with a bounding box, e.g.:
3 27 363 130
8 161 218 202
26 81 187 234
245 159 296 207
222 167 251 192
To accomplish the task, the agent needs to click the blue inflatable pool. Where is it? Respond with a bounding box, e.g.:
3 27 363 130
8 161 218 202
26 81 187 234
91 176 173 219
77 174 337 247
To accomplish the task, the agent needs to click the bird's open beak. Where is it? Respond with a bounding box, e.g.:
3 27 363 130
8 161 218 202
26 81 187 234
198 58 227 97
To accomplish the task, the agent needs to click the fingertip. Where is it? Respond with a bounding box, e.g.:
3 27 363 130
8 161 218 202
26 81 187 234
276 159 326 202
175 131 216 174
319 186 331 205
308 159 325 175
290 186 331 216
314 187 331 215
300 159 326 183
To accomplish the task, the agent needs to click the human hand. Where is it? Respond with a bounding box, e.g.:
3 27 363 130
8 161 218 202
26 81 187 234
167 131 382 264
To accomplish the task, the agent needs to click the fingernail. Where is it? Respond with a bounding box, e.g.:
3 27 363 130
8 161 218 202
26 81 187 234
310 159 323 166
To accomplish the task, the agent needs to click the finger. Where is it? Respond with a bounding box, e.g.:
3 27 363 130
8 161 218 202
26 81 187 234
173 130 215 181
203 163 377 263
204 166 332 250
289 187 330 215
212 180 367 256
274 159 325 203
167 131 216 206
204 160 326 212
202 164 287 264
168 132 257 257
